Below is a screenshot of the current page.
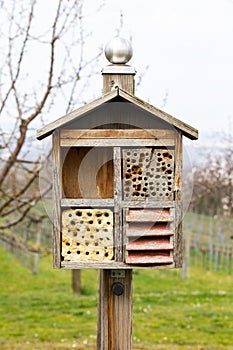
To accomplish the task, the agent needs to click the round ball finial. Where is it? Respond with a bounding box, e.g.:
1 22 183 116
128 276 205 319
105 37 133 64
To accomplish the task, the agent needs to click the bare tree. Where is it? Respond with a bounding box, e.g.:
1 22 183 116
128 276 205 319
0 0 105 293
0 0 104 230
191 131 233 216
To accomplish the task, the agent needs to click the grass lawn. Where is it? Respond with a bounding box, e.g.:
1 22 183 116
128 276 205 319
0 247 232 349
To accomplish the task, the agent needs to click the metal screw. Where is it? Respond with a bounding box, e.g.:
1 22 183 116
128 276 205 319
111 282 124 296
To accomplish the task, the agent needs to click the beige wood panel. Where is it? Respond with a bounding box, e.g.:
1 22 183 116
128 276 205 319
62 147 114 199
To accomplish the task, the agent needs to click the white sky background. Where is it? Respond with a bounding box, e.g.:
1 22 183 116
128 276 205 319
82 0 233 139
2 0 232 145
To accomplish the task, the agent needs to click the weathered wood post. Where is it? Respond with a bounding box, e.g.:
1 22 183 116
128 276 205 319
97 37 136 349
97 269 133 349
36 36 198 350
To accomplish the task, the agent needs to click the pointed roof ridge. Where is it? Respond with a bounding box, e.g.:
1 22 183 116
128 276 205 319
37 87 198 140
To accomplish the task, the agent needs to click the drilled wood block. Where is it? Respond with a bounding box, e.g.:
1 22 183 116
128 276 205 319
62 209 113 262
123 148 174 200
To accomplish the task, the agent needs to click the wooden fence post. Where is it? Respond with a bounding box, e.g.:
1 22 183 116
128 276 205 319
97 269 133 350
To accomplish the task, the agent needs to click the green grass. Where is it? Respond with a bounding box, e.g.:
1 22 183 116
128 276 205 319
0 247 233 349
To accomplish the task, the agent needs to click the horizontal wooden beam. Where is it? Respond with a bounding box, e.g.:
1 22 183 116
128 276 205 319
61 199 175 209
122 201 175 208
60 129 175 139
61 261 175 269
60 138 175 147
61 198 114 207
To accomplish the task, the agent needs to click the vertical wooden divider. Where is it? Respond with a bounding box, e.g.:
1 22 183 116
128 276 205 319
113 147 122 262
97 145 133 349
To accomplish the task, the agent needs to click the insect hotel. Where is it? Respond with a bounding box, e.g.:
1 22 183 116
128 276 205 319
37 38 198 271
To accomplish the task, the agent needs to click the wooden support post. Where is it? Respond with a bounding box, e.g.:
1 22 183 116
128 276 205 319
98 57 135 350
97 269 133 350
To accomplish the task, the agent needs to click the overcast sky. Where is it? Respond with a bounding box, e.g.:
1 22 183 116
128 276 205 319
83 0 233 139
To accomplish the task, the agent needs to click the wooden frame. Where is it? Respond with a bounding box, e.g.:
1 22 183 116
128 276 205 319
174 131 183 267
52 130 62 268
60 129 176 147
52 128 181 269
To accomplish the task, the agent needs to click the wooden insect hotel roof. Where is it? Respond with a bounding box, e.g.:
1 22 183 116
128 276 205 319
36 87 198 141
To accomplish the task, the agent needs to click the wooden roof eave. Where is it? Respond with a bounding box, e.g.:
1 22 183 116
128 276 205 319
36 89 119 140
118 89 198 140
36 87 198 141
